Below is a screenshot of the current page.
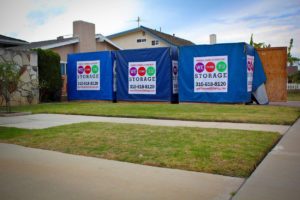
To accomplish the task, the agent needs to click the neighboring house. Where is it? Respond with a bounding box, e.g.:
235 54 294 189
12 21 122 97
287 66 298 76
107 26 194 49
0 34 28 48
5 22 193 98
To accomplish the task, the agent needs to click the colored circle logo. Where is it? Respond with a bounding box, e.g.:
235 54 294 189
78 66 84 74
173 65 178 75
195 62 205 73
205 62 215 72
138 66 146 76
216 61 227 72
147 66 155 76
247 61 253 71
85 65 91 74
92 65 99 74
129 67 137 76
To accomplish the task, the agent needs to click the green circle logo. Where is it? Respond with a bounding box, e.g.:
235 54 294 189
92 65 99 73
147 66 155 76
216 61 227 72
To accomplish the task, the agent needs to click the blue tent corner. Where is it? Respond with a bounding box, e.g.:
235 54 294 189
67 51 114 101
178 42 267 103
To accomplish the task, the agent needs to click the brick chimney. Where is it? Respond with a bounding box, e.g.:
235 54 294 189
73 20 96 52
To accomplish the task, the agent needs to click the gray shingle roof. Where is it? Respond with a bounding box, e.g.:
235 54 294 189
9 37 79 50
140 26 194 46
0 34 28 46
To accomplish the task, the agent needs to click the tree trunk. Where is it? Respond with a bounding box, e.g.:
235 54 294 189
4 89 11 113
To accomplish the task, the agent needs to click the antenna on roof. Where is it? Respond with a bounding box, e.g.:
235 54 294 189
136 16 141 27
128 16 146 28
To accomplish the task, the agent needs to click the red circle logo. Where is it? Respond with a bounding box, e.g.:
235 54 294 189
138 66 146 76
85 65 91 74
205 62 215 72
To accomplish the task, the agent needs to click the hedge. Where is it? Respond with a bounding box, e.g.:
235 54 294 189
36 49 62 102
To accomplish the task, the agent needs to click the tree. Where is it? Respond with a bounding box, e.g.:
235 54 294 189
288 71 300 83
0 61 21 112
287 38 300 66
36 49 62 102
250 34 253 46
249 34 271 48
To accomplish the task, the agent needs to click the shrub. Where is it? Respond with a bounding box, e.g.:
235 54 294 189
0 61 21 112
288 71 300 83
36 49 62 102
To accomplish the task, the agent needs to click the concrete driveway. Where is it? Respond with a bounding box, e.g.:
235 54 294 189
0 143 243 200
269 101 300 107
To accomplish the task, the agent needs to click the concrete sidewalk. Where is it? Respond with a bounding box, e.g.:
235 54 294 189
233 119 300 200
0 114 289 134
269 101 300 107
0 143 243 200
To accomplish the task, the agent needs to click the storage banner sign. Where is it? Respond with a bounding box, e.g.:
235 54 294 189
247 55 254 92
128 61 156 94
194 56 228 93
77 60 100 90
172 60 178 94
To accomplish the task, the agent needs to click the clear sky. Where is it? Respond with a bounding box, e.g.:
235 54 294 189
0 0 299 58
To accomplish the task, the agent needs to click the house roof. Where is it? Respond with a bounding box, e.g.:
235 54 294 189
9 37 79 50
0 34 28 46
95 34 123 50
287 66 298 75
107 26 194 47
10 35 122 50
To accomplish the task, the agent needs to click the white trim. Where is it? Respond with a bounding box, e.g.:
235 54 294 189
287 83 300 90
37 35 122 50
104 38 123 50
60 61 67 75
40 38 79 50
95 34 123 50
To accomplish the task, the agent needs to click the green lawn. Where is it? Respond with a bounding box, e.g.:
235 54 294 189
288 91 300 101
0 123 280 177
13 102 300 125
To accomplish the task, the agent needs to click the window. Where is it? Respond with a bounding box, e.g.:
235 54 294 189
60 62 67 75
152 40 159 46
137 38 146 43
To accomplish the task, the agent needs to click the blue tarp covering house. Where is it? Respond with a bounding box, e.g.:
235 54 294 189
67 51 114 101
116 47 178 102
179 43 267 103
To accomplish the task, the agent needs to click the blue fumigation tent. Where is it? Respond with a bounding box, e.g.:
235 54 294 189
67 51 114 101
116 47 178 102
178 43 267 103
